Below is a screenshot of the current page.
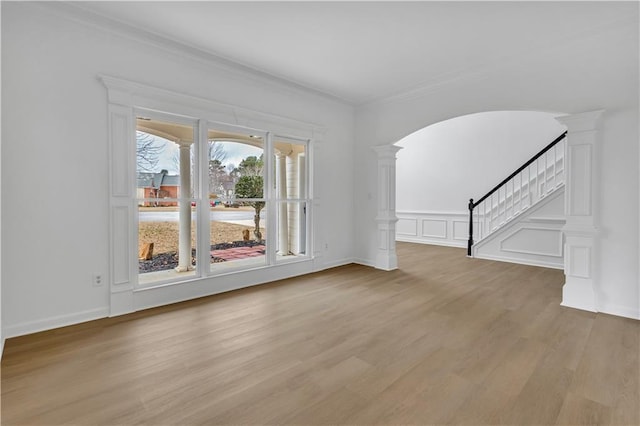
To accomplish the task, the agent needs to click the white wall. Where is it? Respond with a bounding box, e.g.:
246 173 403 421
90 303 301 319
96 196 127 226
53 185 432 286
0 0 3 357
1 3 355 337
396 111 566 213
355 6 639 319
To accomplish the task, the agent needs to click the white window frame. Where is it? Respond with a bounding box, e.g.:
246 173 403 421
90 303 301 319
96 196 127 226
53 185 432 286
102 75 323 316
272 135 311 264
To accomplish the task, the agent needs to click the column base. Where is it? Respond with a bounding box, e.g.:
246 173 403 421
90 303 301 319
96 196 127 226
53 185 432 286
561 277 597 313
375 251 398 271
174 265 194 273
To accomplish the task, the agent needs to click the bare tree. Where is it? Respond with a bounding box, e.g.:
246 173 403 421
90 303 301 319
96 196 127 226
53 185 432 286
167 140 230 198
208 141 228 196
136 131 164 172
209 140 227 163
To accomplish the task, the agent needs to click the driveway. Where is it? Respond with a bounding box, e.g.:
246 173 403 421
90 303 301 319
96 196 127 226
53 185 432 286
139 210 263 222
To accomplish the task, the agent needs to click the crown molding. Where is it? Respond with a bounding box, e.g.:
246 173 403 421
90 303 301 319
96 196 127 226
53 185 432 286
31 1 352 107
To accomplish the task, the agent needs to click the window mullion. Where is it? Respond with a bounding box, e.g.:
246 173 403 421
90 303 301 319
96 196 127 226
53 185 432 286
265 132 277 265
197 119 209 277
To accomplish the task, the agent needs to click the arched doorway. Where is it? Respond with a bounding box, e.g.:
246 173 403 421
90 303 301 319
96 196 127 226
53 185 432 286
373 110 603 314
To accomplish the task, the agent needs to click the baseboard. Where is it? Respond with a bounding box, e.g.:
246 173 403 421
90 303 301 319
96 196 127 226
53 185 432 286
321 258 357 270
396 237 466 249
1 259 360 340
3 307 110 339
473 253 564 270
1 337 5 360
353 257 376 268
598 302 640 320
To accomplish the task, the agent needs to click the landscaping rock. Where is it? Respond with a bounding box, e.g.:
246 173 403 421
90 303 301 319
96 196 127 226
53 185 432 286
138 240 266 273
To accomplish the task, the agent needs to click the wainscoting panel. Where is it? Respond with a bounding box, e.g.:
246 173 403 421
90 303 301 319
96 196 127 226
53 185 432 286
453 220 470 241
500 227 563 257
397 212 468 248
422 219 447 239
398 188 565 269
397 218 418 237
473 188 565 269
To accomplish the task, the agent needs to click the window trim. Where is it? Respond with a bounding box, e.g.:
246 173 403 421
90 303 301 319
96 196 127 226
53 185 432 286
102 75 324 316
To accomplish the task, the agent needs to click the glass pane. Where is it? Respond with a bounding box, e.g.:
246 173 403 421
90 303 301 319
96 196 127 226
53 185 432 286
206 133 264 203
136 116 196 285
206 127 267 272
274 138 306 200
138 202 197 285
209 202 267 272
276 201 307 261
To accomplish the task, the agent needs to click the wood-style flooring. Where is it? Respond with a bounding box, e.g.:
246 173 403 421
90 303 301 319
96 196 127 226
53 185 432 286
2 243 639 425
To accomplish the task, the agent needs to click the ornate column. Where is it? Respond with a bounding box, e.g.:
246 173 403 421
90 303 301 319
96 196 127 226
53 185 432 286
176 140 193 272
372 145 403 271
556 110 604 312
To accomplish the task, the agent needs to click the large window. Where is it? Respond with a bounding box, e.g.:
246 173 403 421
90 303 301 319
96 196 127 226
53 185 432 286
133 110 311 287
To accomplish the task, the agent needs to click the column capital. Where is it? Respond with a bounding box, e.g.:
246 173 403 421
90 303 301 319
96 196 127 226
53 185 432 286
176 139 193 148
555 110 604 133
372 144 403 160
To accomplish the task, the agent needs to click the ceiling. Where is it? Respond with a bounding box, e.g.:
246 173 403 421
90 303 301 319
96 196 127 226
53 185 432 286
74 1 635 105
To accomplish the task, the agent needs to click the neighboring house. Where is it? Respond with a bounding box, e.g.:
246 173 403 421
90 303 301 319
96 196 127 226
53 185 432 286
136 170 180 206
219 174 236 200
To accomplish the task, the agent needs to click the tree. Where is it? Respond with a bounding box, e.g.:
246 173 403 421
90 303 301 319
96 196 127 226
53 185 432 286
235 175 264 240
208 159 227 195
209 140 227 164
236 154 264 177
168 140 230 197
136 132 164 172
208 141 228 196
234 155 265 240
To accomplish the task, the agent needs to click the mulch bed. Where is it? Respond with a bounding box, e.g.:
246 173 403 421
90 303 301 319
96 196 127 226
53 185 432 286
139 240 266 273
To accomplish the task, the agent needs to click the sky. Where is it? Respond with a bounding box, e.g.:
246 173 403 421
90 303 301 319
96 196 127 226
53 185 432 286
145 134 262 175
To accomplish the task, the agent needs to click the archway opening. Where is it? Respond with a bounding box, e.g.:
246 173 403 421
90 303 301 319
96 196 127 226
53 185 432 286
393 110 567 267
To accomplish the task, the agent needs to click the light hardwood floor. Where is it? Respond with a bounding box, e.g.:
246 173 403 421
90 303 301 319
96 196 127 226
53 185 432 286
2 243 638 425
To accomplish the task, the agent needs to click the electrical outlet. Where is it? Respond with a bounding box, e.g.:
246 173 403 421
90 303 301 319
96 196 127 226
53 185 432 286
324 243 329 250
92 273 103 287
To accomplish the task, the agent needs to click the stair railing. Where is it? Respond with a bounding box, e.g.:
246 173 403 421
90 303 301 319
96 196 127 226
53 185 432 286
467 131 567 256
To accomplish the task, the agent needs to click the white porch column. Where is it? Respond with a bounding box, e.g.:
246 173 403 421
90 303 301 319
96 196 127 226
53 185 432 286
176 140 193 272
373 145 403 271
556 110 604 312
276 152 289 255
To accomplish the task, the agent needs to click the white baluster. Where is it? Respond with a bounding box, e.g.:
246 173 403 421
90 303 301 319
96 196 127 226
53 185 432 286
510 179 514 220
553 145 557 189
543 152 548 196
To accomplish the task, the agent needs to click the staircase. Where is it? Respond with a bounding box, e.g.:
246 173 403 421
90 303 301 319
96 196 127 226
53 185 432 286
467 132 567 268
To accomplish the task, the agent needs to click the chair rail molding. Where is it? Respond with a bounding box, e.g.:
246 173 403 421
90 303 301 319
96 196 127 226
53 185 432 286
373 145 403 271
555 110 604 313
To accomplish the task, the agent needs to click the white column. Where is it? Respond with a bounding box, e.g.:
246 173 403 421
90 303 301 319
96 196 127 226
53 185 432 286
287 153 303 254
556 110 604 312
276 153 289 255
176 140 193 272
373 145 403 271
